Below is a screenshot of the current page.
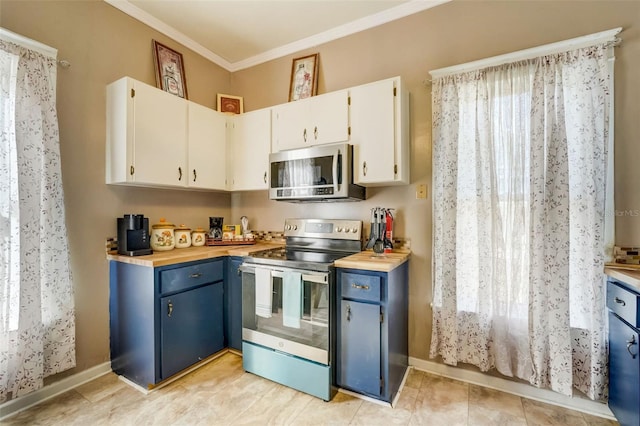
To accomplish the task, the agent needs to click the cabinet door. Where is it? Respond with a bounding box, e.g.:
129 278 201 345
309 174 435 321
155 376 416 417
339 300 381 397
230 109 271 190
609 311 640 426
160 281 224 380
308 90 349 146
226 258 243 351
272 91 349 152
132 81 187 187
272 100 309 152
187 102 227 190
350 79 397 185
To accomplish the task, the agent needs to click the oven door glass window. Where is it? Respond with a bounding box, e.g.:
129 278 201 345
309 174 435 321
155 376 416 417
242 267 330 364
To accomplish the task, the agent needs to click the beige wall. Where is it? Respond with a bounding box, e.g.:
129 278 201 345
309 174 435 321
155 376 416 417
231 0 640 363
0 0 233 380
2 0 639 387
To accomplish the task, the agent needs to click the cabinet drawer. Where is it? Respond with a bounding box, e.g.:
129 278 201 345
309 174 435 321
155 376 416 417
341 273 381 302
607 279 640 327
160 260 224 294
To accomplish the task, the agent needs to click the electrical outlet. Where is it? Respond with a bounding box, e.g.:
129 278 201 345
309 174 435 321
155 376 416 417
416 184 427 199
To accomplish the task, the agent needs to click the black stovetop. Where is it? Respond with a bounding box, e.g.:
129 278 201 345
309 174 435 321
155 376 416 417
244 247 355 272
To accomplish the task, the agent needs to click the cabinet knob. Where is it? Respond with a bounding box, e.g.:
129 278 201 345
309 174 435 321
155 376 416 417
363 161 367 177
178 167 183 181
627 335 638 359
614 296 626 306
167 300 173 317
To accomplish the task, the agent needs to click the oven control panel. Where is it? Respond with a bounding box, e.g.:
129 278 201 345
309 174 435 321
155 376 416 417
284 218 362 241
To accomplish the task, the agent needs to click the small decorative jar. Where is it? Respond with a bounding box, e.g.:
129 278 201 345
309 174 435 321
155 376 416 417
191 227 207 247
175 225 192 248
151 218 175 251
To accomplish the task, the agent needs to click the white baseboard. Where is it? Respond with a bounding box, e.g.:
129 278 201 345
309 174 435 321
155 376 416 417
409 357 615 420
0 362 112 421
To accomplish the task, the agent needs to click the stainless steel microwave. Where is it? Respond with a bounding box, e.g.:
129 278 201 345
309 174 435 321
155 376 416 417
269 143 366 202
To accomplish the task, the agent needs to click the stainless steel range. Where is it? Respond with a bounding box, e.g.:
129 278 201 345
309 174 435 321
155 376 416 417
240 218 362 401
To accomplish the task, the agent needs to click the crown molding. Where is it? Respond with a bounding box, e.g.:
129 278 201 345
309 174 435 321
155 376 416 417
104 0 450 72
229 0 450 71
104 0 233 70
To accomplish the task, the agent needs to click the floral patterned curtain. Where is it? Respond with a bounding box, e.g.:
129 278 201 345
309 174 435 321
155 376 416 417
430 43 614 400
0 36 75 402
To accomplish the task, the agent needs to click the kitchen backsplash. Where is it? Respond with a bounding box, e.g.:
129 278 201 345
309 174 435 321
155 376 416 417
614 246 640 265
106 234 410 254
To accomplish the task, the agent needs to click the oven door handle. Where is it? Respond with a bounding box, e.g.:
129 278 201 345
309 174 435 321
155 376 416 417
240 264 329 284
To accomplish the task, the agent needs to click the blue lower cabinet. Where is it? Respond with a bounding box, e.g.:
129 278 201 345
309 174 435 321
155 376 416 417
160 281 224 380
607 277 640 426
339 300 381 396
336 263 409 403
109 257 226 388
225 257 243 351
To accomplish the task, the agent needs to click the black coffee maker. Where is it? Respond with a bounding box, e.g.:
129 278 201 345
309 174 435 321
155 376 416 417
117 214 153 256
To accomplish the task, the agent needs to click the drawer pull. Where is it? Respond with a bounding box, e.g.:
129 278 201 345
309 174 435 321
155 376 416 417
351 283 370 290
627 335 638 359
189 273 203 279
167 300 173 317
614 297 626 306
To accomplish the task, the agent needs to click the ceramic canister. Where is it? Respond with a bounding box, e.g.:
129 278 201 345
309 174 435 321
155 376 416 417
175 225 192 248
151 218 175 251
191 227 206 247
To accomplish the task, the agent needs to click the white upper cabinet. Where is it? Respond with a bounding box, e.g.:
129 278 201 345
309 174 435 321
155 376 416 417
106 75 410 192
106 77 227 190
349 77 409 186
187 102 227 190
271 90 349 152
227 108 271 191
107 77 187 187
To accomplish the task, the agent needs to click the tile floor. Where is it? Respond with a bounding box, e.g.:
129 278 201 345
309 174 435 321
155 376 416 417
3 352 619 425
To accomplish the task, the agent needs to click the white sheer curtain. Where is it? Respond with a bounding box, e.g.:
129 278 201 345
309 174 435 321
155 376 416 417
430 42 614 400
0 32 75 402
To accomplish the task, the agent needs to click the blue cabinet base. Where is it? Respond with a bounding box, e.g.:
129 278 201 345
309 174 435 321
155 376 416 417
242 341 336 401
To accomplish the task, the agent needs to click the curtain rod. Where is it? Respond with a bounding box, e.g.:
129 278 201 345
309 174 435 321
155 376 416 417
428 27 622 80
0 27 57 59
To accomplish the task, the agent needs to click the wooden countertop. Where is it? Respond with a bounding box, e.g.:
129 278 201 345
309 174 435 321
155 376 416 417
106 242 283 267
334 249 410 272
605 266 640 292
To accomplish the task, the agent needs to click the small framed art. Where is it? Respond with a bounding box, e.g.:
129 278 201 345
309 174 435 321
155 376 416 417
217 94 244 114
288 53 318 102
152 40 188 99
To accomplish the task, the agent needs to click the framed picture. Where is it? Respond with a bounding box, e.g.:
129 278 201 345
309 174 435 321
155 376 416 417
289 53 319 102
217 94 244 114
152 40 188 99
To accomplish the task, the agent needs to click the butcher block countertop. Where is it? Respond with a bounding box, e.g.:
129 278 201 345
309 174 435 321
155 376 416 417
106 242 283 268
334 249 410 272
605 266 640 292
